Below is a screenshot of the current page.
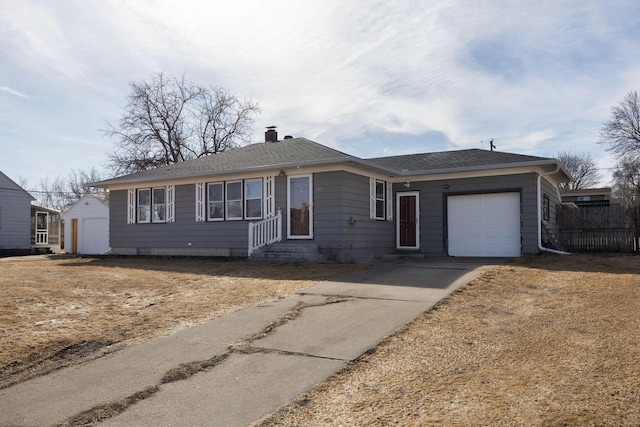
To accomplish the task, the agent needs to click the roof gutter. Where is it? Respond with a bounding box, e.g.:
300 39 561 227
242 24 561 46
537 164 571 255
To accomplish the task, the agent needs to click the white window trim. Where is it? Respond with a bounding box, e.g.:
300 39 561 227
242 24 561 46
131 186 174 224
369 178 376 219
166 185 175 223
370 178 390 221
207 182 225 221
127 189 136 224
264 176 275 218
287 174 313 239
386 181 393 221
225 180 244 221
137 188 151 224
152 187 167 223
244 178 263 220
374 179 386 220
195 182 206 222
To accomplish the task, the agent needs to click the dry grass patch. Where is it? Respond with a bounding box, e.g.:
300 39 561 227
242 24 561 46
258 254 640 426
0 256 364 388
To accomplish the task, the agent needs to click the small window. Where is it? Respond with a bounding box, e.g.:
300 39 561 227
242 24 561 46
375 180 386 220
138 189 151 223
152 187 166 222
226 181 243 220
245 179 263 220
208 182 224 220
578 196 591 202
543 194 550 221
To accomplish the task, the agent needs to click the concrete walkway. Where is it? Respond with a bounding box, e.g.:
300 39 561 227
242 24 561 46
0 259 497 427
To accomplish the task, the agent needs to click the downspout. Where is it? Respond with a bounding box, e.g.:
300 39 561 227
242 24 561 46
537 165 571 255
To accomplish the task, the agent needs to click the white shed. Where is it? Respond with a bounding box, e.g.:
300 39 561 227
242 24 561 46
63 193 110 255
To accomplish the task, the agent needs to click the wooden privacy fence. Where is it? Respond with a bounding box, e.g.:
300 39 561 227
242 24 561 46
559 205 640 253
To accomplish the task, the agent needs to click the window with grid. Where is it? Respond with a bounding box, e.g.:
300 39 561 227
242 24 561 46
152 187 166 222
245 179 263 220
137 189 151 223
208 182 224 220
226 181 243 220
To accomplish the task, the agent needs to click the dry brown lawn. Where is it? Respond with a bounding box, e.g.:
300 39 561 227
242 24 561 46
257 254 640 426
0 256 364 388
2 254 639 426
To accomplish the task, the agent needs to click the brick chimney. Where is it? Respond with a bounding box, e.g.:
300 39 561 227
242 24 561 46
265 126 278 143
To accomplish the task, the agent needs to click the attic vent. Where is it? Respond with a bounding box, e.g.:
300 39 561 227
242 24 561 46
265 126 278 143
284 135 293 139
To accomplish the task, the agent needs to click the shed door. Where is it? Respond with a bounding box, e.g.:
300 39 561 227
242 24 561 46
447 192 521 257
71 219 78 254
82 218 109 254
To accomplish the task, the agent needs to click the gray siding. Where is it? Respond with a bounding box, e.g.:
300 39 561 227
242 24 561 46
397 173 540 256
0 188 32 250
274 172 394 262
314 171 394 262
109 171 547 260
110 184 249 257
111 173 394 261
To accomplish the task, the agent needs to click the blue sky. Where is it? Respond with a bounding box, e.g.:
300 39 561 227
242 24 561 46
1 0 639 187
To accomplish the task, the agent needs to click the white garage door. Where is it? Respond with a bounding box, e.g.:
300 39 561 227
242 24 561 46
81 218 109 255
447 192 521 257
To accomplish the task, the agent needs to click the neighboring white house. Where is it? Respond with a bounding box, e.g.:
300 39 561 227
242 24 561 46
63 193 110 255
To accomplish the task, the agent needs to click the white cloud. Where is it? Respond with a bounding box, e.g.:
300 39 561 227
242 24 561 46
0 86 29 98
0 0 638 182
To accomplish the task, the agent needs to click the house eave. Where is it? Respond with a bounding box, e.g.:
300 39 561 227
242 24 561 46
91 158 368 189
395 159 571 180
31 204 61 214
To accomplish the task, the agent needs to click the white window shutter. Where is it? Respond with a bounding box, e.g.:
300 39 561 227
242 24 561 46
166 185 175 223
264 176 274 218
386 181 393 221
127 189 135 224
369 177 376 219
195 182 205 222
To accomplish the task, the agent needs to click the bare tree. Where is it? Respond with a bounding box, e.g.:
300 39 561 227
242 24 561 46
612 159 640 207
600 90 640 161
24 167 107 211
555 151 602 190
66 167 107 201
105 72 259 175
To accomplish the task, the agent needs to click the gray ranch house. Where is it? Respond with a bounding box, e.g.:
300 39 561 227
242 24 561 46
94 130 571 262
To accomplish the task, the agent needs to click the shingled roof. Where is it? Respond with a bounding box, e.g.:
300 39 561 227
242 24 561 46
94 139 566 187
94 138 359 186
364 149 558 175
0 171 35 200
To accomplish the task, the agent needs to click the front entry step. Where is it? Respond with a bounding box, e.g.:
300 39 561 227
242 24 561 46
250 243 327 262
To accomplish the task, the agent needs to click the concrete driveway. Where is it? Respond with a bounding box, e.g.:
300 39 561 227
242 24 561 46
0 258 498 427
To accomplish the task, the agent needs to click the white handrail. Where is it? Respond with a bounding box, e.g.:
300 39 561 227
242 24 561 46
248 209 282 256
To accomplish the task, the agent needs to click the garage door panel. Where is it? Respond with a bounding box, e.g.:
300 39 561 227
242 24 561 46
448 192 521 257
